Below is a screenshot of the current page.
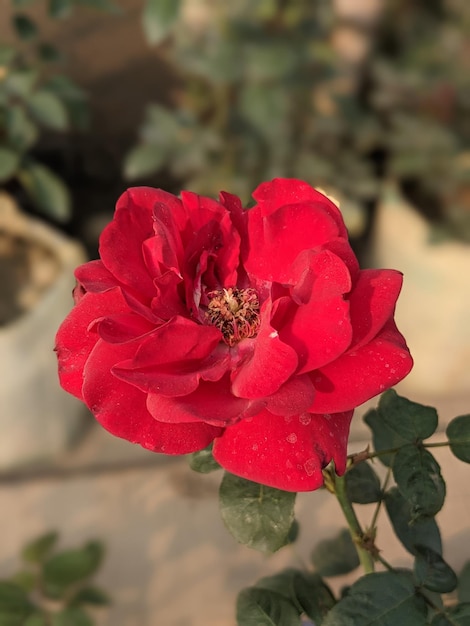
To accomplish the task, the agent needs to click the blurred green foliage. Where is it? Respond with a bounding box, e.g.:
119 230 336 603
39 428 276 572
0 531 110 625
0 0 116 221
128 0 469 240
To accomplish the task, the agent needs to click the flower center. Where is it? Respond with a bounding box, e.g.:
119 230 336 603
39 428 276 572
205 287 260 347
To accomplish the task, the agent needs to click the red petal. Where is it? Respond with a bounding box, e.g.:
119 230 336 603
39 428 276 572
289 249 352 303
309 320 413 413
231 304 298 399
349 269 403 350
245 202 340 283
212 408 353 491
91 313 155 343
55 288 130 399
279 297 352 373
147 375 262 426
82 339 222 453
264 375 316 416
75 260 118 293
112 317 227 396
270 250 353 372
100 188 173 301
252 178 348 237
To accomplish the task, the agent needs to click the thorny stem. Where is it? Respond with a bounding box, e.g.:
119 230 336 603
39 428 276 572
332 471 376 574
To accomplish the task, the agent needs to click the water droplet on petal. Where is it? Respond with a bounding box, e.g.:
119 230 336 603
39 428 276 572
252 443 258 451
299 414 311 426
303 458 317 476
286 433 297 444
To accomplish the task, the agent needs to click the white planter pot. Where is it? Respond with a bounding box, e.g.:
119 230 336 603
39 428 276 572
369 184 470 414
0 194 88 471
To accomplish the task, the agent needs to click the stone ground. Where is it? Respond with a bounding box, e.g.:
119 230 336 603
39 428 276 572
1 396 470 626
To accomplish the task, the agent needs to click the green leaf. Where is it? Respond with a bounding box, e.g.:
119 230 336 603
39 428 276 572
286 519 299 545
244 41 299 82
48 0 73 18
446 415 470 463
4 69 38 98
384 487 442 556
414 545 457 593
75 0 120 12
292 571 336 623
255 569 303 609
239 84 290 146
0 45 16 65
42 541 104 598
51 608 93 626
23 614 48 626
22 531 58 563
18 163 71 221
37 43 62 62
392 446 446 522
141 0 181 45
322 571 428 626
12 15 38 40
379 390 438 440
123 143 166 180
6 106 38 152
0 615 28 626
9 571 36 593
28 90 68 130
71 586 110 606
0 148 20 182
254 568 336 623
0 583 33 614
236 587 301 626
311 529 360 577
189 444 221 474
219 472 296 553
459 562 470 603
364 409 409 467
12 0 37 7
431 603 470 625
345 462 382 504
43 76 89 130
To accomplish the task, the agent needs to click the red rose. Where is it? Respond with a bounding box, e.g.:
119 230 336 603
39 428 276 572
55 179 412 491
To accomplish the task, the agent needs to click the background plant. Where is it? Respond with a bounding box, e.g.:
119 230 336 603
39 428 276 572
366 0 470 241
0 0 116 221
126 0 470 244
0 532 109 625
124 0 378 239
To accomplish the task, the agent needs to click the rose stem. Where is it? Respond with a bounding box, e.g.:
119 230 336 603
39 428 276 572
333 472 376 574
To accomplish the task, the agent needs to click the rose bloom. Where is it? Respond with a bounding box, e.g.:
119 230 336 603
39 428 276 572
56 179 412 491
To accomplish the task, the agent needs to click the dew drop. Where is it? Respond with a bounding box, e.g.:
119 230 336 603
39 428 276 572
299 414 312 426
252 443 258 451
286 433 298 444
303 458 317 476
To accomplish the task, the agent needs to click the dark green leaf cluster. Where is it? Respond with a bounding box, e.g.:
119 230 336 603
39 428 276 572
1 0 116 220
0 531 110 625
